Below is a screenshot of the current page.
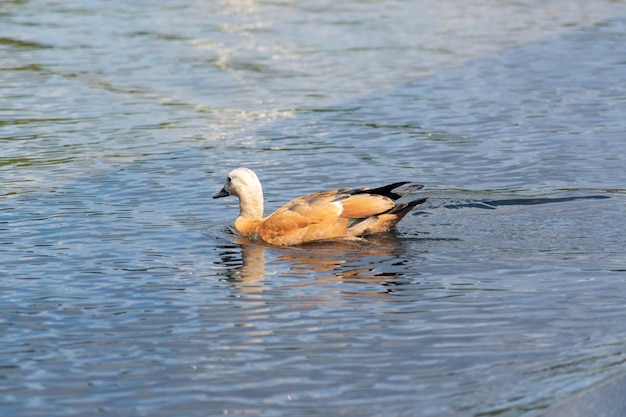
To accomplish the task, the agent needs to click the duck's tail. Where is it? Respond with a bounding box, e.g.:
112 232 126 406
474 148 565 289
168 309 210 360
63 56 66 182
351 182 424 201
388 197 428 221
347 196 428 237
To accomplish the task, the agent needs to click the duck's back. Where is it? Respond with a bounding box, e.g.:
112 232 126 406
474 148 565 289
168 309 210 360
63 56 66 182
257 187 412 245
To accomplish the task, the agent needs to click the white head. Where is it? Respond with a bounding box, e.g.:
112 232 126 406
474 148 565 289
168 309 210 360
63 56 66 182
213 168 264 219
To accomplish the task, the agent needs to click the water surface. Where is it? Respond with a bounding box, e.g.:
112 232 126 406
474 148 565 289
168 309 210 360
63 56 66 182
2 1 626 416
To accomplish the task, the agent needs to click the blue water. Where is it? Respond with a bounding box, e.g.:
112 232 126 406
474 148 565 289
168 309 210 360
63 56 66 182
2 1 626 416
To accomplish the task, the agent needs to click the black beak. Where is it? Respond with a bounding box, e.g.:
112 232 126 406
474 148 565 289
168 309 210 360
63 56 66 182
213 187 229 199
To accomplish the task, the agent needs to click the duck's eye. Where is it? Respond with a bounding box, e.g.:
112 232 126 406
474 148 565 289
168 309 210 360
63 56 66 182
227 176 232 184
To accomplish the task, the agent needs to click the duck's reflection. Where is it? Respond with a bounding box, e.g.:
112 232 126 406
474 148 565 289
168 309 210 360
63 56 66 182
214 240 267 293
215 233 417 297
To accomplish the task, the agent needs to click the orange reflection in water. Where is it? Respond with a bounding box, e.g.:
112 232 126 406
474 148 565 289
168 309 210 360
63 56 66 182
216 233 417 299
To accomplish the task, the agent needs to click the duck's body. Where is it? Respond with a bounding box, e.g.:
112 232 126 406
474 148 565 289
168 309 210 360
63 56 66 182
214 168 427 246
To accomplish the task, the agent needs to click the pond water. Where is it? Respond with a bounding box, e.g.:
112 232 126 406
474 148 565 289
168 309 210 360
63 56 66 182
2 1 626 416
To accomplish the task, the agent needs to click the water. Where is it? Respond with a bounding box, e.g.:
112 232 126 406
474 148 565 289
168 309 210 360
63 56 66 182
2 1 626 416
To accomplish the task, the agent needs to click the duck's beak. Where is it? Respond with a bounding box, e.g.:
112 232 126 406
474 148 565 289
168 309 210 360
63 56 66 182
213 187 229 198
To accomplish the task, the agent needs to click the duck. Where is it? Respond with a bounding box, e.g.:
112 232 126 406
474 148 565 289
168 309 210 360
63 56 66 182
213 167 427 246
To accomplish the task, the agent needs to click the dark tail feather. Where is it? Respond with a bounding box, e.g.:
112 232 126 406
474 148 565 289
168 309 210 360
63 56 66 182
352 182 424 201
389 197 428 219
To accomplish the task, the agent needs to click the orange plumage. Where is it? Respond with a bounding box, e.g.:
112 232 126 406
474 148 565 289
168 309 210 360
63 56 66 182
214 168 427 246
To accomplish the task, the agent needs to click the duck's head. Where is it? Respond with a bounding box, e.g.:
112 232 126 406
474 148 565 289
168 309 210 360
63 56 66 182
213 167 262 200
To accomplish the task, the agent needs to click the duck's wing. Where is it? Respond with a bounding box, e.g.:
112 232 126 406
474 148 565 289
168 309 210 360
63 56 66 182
334 192 396 218
258 188 400 245
266 188 397 223
261 189 346 230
